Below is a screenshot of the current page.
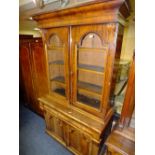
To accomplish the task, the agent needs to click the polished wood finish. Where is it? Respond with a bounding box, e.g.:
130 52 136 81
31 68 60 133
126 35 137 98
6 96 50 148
119 57 135 127
105 131 135 155
33 0 130 28
39 95 113 155
19 37 48 114
33 0 130 154
20 41 35 106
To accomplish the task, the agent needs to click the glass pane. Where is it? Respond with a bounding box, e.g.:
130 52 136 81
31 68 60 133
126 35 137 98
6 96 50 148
47 34 66 97
76 33 105 109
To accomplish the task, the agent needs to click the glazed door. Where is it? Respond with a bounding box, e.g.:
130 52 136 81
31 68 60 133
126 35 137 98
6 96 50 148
44 27 70 103
71 25 109 115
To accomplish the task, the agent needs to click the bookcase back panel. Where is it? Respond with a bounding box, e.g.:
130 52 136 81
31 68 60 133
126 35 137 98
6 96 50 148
78 51 105 67
49 65 65 79
48 51 64 62
80 33 103 48
78 70 103 86
48 34 63 47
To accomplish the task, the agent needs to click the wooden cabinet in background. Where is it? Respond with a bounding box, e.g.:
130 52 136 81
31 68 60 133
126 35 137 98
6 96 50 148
33 0 130 154
19 37 48 115
105 57 135 155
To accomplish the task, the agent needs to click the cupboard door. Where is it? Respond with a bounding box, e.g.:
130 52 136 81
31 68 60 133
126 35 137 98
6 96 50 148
68 126 91 155
45 111 68 145
44 27 70 102
80 134 91 155
71 25 109 113
44 111 55 132
68 126 81 154
54 118 64 141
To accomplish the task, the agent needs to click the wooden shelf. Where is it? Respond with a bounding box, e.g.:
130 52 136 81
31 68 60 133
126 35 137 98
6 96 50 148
51 76 66 87
78 47 106 52
49 60 64 65
78 64 104 74
77 93 100 109
54 88 66 96
47 45 64 51
78 81 102 97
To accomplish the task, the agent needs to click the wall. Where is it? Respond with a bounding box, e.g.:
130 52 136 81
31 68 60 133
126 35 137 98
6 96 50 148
120 13 135 61
19 30 41 38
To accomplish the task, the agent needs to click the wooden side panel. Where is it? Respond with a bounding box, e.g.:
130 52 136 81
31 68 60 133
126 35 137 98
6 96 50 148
31 41 48 98
30 40 48 113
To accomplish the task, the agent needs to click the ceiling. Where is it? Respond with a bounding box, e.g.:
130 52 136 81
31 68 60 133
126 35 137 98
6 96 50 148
19 0 33 6
19 0 135 35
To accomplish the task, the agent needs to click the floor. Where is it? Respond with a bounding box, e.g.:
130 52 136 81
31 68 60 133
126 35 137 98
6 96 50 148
19 104 73 155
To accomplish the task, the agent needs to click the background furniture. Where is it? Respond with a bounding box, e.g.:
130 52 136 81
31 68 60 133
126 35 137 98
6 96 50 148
32 0 130 154
105 57 135 155
19 35 48 115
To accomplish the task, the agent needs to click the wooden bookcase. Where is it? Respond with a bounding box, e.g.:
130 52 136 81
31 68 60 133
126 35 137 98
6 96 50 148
33 1 130 154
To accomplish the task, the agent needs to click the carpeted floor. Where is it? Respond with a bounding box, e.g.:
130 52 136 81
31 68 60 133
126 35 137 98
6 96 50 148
19 105 73 155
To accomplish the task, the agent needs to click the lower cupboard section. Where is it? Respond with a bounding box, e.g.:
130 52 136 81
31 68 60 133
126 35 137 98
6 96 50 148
44 111 100 155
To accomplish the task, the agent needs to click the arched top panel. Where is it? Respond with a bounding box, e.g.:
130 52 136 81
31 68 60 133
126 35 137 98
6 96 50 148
80 32 103 48
48 34 63 47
